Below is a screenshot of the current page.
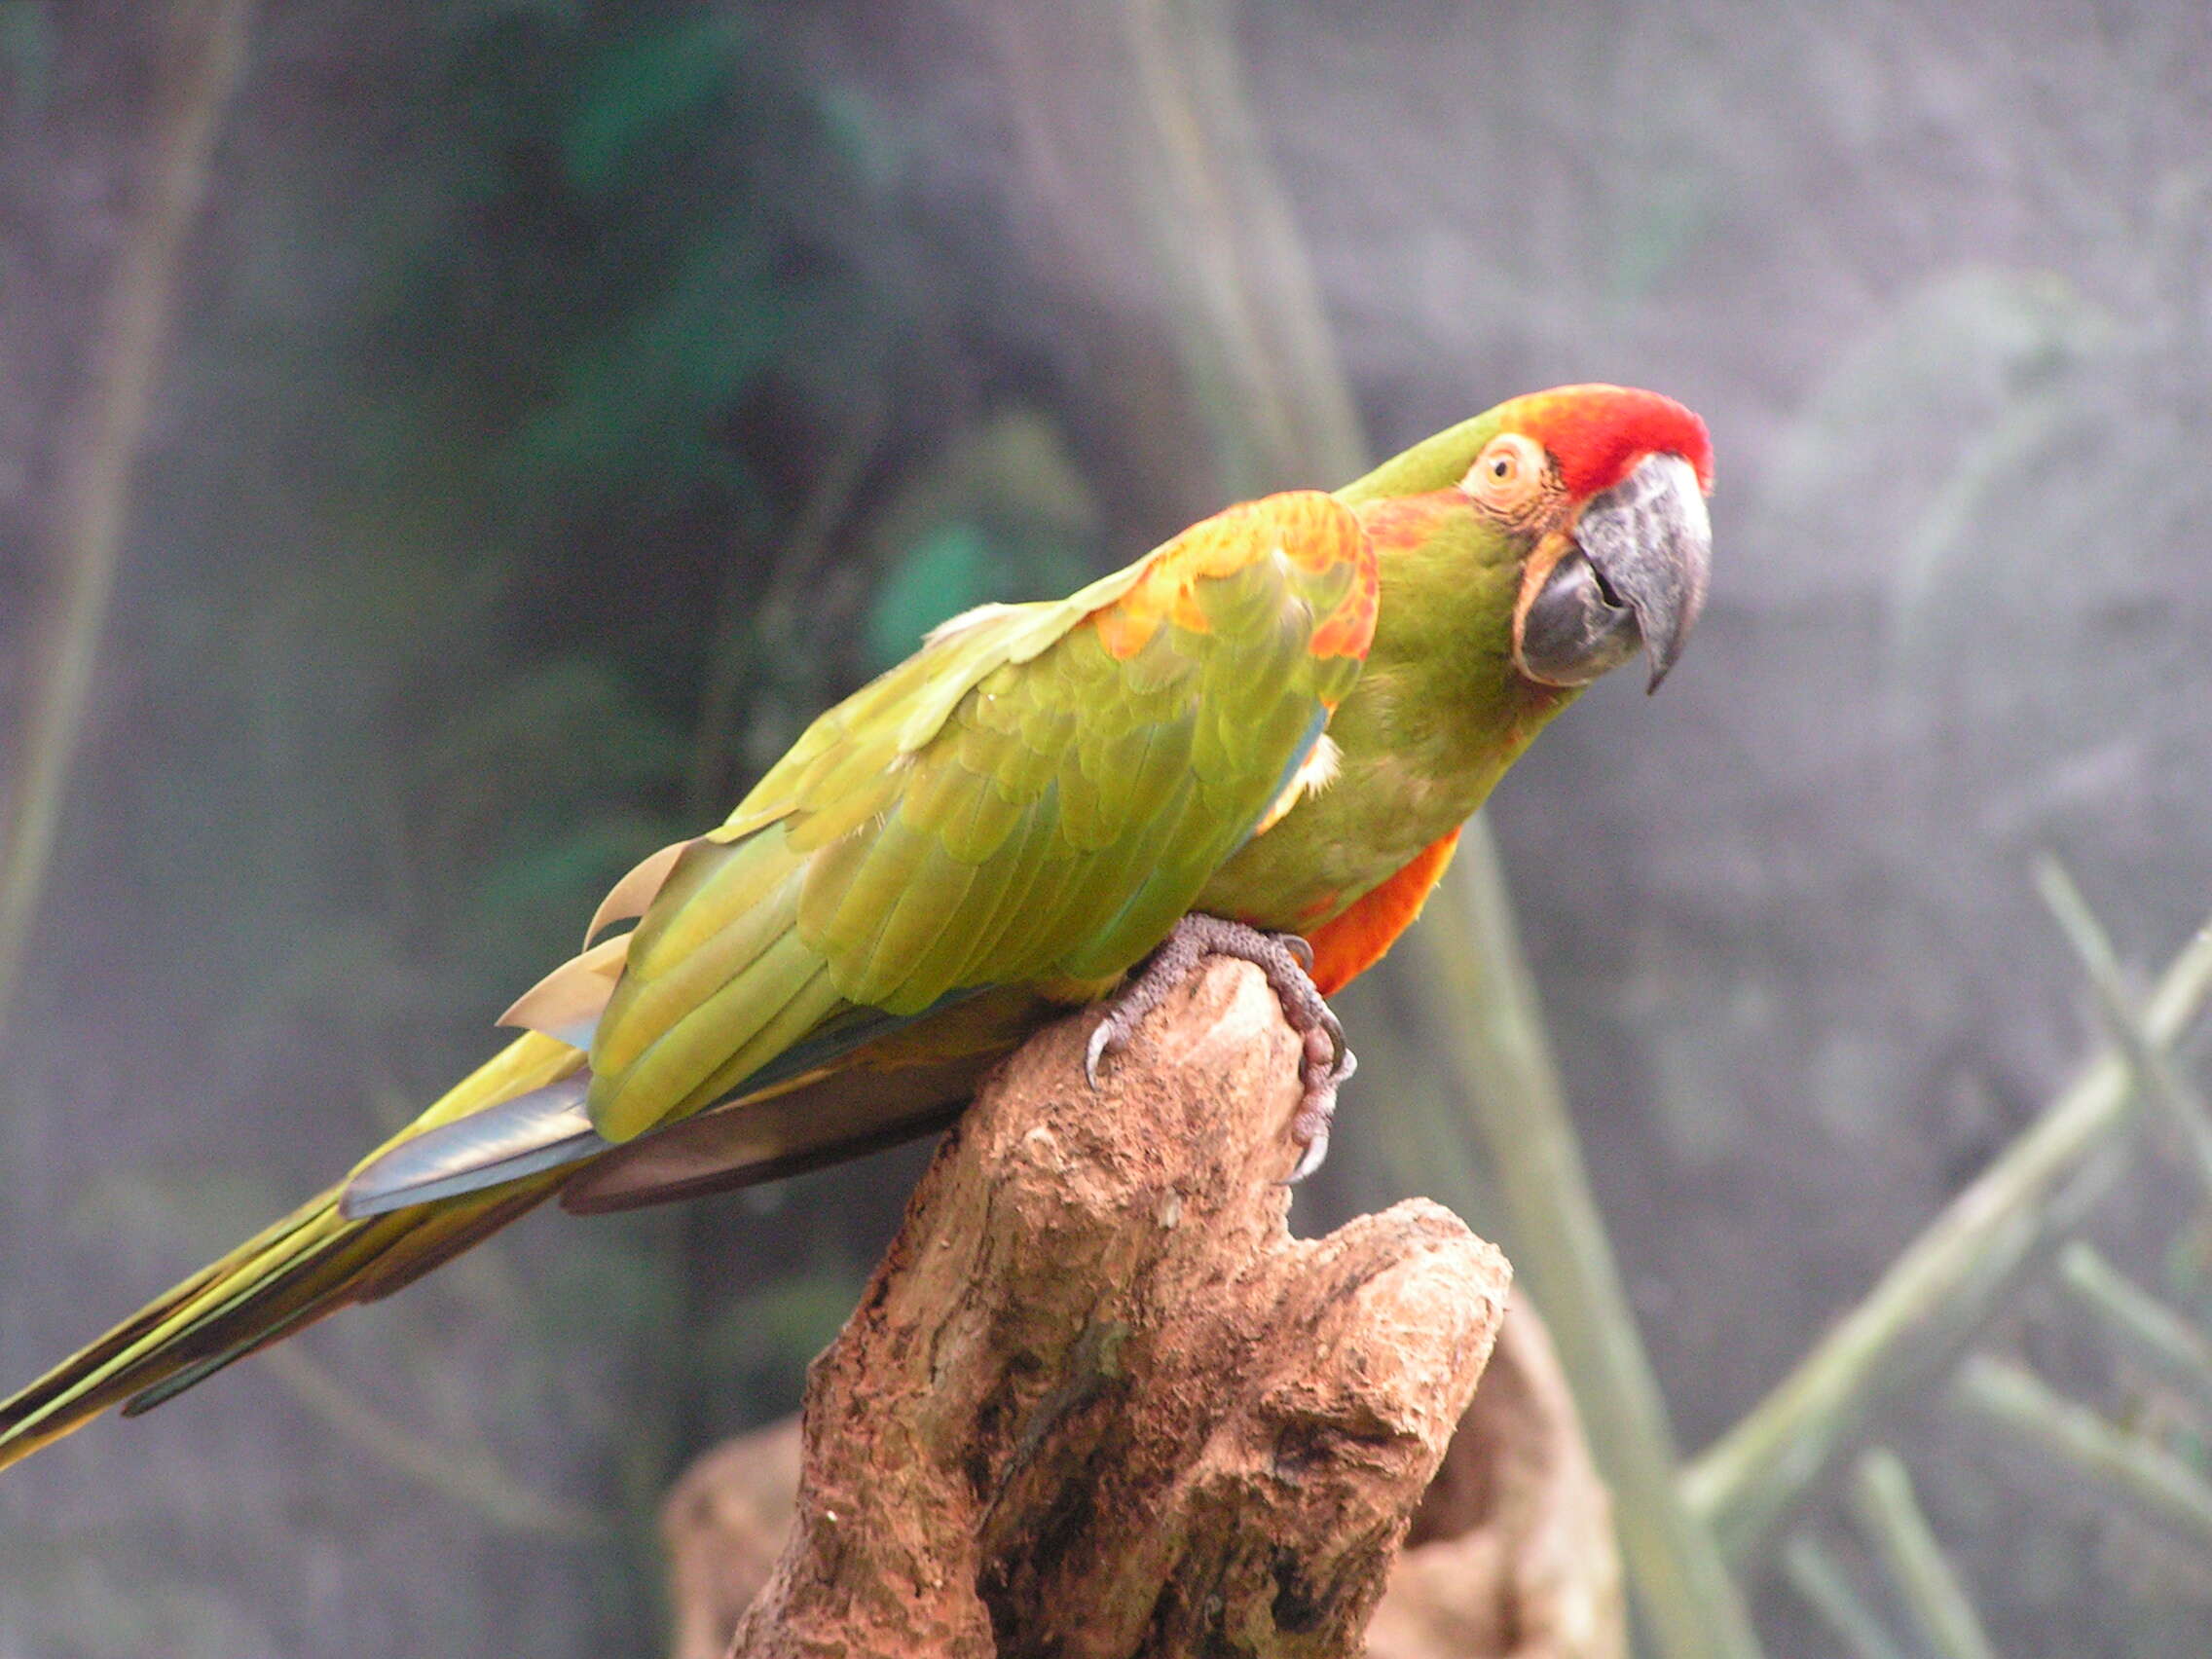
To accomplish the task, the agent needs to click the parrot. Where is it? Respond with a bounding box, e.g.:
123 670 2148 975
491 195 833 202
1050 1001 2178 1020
0 382 1713 1472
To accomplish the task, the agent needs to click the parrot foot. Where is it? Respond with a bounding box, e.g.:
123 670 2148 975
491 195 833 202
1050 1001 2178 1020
1085 913 1353 1182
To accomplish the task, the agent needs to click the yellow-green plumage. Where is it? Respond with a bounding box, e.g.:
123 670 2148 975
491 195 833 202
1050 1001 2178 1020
584 492 1371 1143
0 385 1714 1473
0 1033 578 1465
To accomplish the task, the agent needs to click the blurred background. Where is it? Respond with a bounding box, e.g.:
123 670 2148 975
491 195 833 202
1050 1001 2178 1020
3 1 2210 1654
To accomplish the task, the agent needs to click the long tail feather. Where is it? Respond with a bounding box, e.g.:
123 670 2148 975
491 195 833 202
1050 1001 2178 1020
0 1034 582 1472
340 1074 601 1218
0 988 1062 1471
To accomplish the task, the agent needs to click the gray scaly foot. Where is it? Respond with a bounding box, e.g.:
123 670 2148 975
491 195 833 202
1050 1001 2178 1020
1085 913 1355 1183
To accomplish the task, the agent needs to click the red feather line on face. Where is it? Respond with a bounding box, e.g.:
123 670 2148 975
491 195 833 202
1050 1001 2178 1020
1495 384 1714 498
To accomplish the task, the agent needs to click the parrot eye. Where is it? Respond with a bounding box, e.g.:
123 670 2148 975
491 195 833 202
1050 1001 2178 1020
1462 433 1549 518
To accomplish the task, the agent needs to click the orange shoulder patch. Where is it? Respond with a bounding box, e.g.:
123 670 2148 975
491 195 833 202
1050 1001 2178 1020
1091 492 1369 663
1305 830 1462 995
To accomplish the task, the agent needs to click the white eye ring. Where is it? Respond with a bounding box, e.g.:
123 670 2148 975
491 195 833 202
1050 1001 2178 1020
1463 433 1547 514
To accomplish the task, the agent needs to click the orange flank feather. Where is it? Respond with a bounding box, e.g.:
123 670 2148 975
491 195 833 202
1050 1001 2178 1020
1304 829 1462 996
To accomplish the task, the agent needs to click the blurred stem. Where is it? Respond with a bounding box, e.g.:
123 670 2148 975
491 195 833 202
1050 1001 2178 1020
0 0 255 1045
2055 1240 2212 1419
2034 854 2212 1201
1847 1449 1997 1659
1416 831 1765 1659
262 1346 602 1542
1780 1534 1912 1659
1953 1351 2212 1553
1117 0 1366 491
1685 914 2212 1554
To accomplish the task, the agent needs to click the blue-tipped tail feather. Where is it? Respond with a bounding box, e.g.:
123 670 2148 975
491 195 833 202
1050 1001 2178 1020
340 1074 604 1218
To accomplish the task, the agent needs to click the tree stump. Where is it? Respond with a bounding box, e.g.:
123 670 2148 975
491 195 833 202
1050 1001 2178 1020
664 1302 1624 1659
679 958 1515 1658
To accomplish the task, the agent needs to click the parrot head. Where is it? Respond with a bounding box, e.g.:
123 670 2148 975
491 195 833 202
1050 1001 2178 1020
1341 383 1714 694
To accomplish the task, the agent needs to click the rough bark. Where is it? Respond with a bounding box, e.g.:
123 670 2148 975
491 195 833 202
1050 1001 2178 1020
688 959 1513 1658
665 1297 1623 1659
1372 1297 1625 1659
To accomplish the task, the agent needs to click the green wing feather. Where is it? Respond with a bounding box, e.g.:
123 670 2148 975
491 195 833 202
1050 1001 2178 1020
585 489 1376 1141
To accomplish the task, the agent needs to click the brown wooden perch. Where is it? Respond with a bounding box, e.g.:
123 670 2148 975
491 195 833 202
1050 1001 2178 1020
662 956 1588 1658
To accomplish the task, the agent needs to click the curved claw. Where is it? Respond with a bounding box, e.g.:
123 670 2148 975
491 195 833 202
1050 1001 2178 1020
1280 1024 1353 1184
1286 1121 1333 1185
1084 1017 1116 1088
1318 1009 1346 1070
1276 932 1315 972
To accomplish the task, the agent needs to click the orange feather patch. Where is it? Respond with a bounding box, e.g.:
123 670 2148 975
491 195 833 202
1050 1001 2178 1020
1304 829 1462 996
1091 492 1368 664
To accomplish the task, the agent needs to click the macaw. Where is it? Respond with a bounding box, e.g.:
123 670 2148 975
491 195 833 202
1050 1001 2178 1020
0 383 1713 1471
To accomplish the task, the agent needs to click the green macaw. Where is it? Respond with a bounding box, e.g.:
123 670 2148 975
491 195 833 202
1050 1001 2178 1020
0 383 1713 1471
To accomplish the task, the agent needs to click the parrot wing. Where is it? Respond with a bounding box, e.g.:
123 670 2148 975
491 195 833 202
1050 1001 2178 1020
346 487 1378 1208
588 486 1377 1139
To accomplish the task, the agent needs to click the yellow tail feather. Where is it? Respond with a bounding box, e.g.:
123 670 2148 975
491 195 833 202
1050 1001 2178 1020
0 1033 584 1472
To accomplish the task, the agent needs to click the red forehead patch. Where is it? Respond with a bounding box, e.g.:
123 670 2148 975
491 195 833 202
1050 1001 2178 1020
1497 384 1714 498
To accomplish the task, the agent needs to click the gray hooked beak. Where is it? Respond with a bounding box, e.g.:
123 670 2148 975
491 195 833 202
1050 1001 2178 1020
1514 452 1714 693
